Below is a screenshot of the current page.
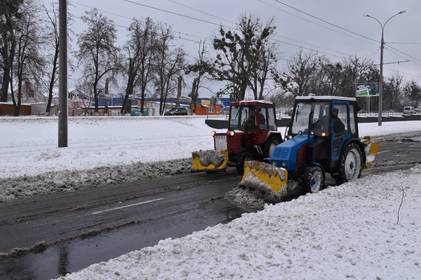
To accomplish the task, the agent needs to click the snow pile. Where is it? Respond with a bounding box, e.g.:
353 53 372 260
0 158 190 202
59 166 421 280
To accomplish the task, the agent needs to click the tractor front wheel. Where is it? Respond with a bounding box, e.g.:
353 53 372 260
263 137 282 158
334 143 362 185
303 165 325 193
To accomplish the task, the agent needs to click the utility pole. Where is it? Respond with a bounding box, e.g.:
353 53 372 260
365 11 406 126
58 0 68 147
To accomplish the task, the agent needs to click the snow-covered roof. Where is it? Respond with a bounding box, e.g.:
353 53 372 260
232 100 273 106
296 96 357 102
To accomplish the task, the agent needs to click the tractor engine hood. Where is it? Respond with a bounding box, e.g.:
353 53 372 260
269 134 309 173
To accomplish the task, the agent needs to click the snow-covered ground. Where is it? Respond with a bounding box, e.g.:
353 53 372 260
1 117 421 179
0 116 216 179
59 166 421 280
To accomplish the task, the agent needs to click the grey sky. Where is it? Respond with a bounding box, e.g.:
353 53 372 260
42 0 421 89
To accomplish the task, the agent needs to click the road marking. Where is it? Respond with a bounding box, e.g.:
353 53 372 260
90 198 163 215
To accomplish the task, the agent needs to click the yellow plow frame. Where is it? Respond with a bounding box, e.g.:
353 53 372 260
361 136 379 168
240 161 289 196
191 149 229 172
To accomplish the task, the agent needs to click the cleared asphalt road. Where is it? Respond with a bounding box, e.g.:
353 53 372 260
1 131 421 279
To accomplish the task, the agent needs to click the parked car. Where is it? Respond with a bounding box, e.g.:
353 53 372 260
403 106 416 116
164 107 188 116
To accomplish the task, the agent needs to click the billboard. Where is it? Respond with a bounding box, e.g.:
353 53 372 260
356 82 379 97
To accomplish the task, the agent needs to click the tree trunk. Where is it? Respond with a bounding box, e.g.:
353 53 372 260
175 76 182 108
122 59 134 114
140 84 146 114
94 81 99 113
46 46 59 114
1 68 10 102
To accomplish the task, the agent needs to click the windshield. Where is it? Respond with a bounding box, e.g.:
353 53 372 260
291 102 330 135
229 106 255 131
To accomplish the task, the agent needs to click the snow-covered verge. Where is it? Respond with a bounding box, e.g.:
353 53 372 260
59 166 421 280
0 158 189 202
0 117 217 179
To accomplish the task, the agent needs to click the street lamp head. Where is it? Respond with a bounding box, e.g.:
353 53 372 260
398 10 407 15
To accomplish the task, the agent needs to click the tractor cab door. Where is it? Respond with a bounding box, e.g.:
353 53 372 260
256 106 277 132
330 102 352 162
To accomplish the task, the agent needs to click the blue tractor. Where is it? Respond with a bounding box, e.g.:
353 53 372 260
227 96 379 209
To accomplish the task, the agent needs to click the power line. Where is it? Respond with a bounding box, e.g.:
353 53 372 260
387 41 421 45
269 0 421 68
70 2 202 45
273 39 346 60
257 0 354 38
166 0 233 25
123 0 357 61
272 0 378 43
123 0 227 28
385 44 421 63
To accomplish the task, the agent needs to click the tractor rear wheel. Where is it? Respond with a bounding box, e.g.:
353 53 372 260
303 165 325 193
334 143 362 185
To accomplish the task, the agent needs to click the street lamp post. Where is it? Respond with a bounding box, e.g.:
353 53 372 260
365 11 406 126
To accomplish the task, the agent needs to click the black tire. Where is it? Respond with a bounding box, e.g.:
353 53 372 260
302 165 325 193
263 136 282 158
236 152 253 175
334 143 363 185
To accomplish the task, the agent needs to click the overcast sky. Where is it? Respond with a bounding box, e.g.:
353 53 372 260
41 0 421 92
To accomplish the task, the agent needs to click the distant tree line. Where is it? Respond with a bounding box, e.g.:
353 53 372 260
1 1 420 116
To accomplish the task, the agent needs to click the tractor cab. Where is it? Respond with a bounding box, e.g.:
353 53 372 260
284 96 360 172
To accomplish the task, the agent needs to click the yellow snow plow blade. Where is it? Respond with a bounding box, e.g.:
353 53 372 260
191 149 228 172
240 161 288 194
361 136 379 168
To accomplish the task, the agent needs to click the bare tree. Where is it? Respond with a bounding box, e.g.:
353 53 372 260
186 41 211 108
10 0 44 115
250 42 278 100
286 50 318 96
122 17 156 114
384 75 403 111
43 3 59 115
0 0 23 102
154 25 185 115
77 9 119 113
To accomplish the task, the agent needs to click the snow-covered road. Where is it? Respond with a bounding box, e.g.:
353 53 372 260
59 166 421 280
1 117 421 179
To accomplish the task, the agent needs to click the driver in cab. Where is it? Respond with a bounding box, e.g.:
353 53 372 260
312 106 345 134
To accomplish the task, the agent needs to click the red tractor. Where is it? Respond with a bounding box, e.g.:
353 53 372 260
192 100 283 174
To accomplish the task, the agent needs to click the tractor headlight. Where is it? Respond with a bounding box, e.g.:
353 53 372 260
229 131 235 137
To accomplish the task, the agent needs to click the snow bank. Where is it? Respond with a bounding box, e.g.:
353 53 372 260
59 166 421 280
359 121 421 137
0 117 216 179
0 158 190 202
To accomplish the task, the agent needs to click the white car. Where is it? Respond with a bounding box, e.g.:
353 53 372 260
403 106 416 116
